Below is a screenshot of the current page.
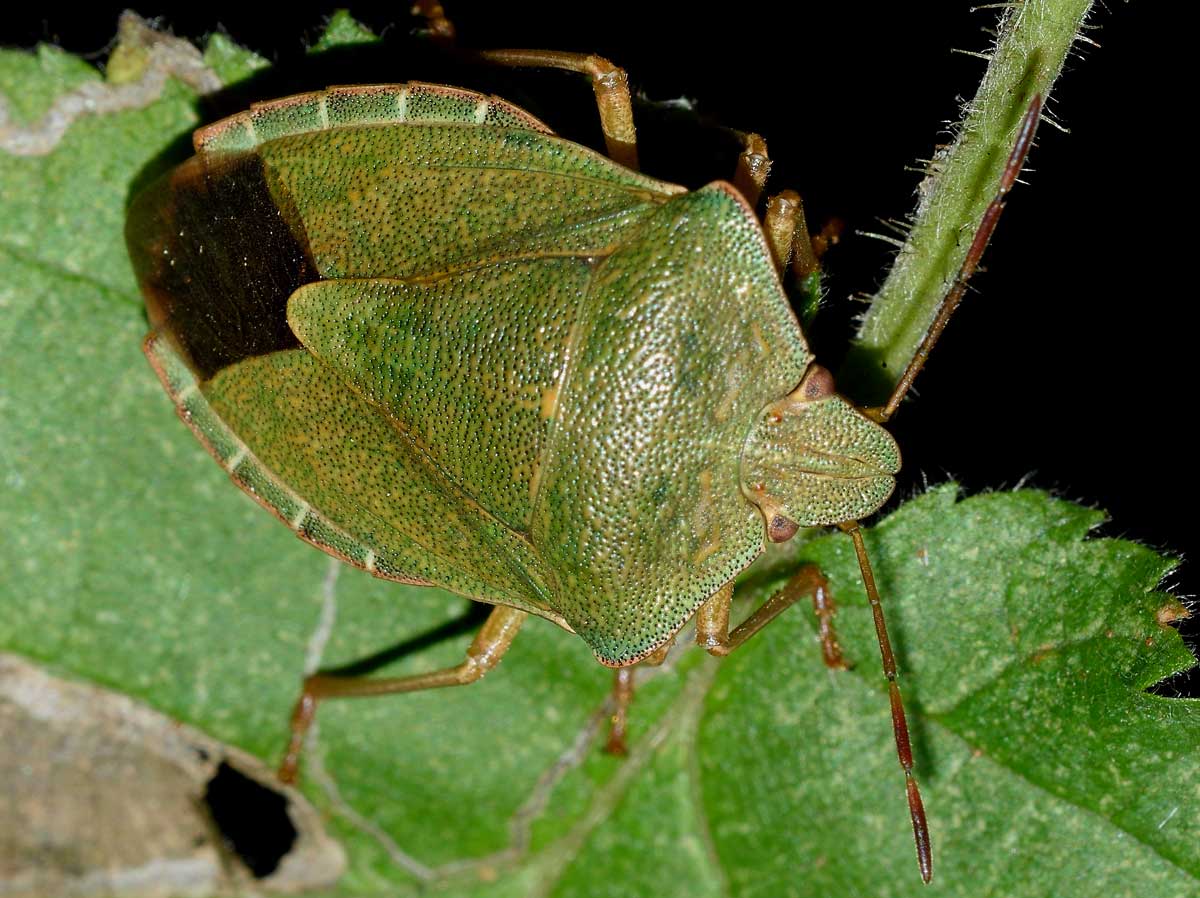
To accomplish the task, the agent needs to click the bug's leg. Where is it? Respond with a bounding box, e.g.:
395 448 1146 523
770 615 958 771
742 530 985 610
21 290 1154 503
695 535 932 883
811 218 844 264
812 574 850 670
732 132 771 209
761 190 819 280
408 15 635 166
604 639 672 756
838 520 932 883
871 94 1043 423
735 132 817 280
693 568 844 666
761 189 843 279
411 0 456 42
473 49 638 170
604 668 636 757
278 605 526 784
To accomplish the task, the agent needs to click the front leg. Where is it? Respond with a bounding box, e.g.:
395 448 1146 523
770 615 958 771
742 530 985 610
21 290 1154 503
694 568 844 666
695 544 931 883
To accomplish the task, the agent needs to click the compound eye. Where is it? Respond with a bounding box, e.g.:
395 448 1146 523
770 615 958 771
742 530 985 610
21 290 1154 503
798 364 836 402
767 514 800 543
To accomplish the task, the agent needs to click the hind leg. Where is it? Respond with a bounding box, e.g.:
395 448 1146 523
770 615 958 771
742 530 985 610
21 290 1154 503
279 605 526 783
603 639 673 756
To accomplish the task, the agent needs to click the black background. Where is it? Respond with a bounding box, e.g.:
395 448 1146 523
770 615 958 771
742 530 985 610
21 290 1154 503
6 3 1193 689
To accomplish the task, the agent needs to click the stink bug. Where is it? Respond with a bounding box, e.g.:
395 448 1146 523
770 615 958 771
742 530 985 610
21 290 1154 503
125 14 1043 883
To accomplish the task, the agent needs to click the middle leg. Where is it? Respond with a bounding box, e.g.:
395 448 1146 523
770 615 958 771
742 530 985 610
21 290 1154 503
693 547 931 882
761 190 818 281
603 639 673 756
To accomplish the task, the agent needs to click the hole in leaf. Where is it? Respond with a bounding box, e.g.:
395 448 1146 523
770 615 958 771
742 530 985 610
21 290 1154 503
203 761 297 878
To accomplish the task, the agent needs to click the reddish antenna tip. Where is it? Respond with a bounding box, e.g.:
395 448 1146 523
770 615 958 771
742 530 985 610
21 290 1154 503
907 773 932 883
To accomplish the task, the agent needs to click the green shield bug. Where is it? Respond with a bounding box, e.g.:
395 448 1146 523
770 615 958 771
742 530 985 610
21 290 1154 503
125 18 1044 882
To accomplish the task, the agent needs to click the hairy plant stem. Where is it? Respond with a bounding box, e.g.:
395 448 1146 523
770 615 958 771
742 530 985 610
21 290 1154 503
840 0 1094 405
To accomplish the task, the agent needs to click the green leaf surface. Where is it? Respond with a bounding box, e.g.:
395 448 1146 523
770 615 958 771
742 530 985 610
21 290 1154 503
310 10 383 52
1 15 1196 898
203 32 270 86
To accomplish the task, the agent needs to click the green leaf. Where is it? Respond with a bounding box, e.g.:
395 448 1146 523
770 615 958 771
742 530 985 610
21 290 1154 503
1 13 1195 898
310 10 381 53
203 33 270 87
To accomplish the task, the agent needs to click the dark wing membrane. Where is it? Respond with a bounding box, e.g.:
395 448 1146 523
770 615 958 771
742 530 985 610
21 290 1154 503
127 122 680 385
127 104 684 619
126 152 315 381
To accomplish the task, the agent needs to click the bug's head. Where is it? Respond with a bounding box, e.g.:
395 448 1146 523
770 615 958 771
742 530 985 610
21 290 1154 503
740 364 900 542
